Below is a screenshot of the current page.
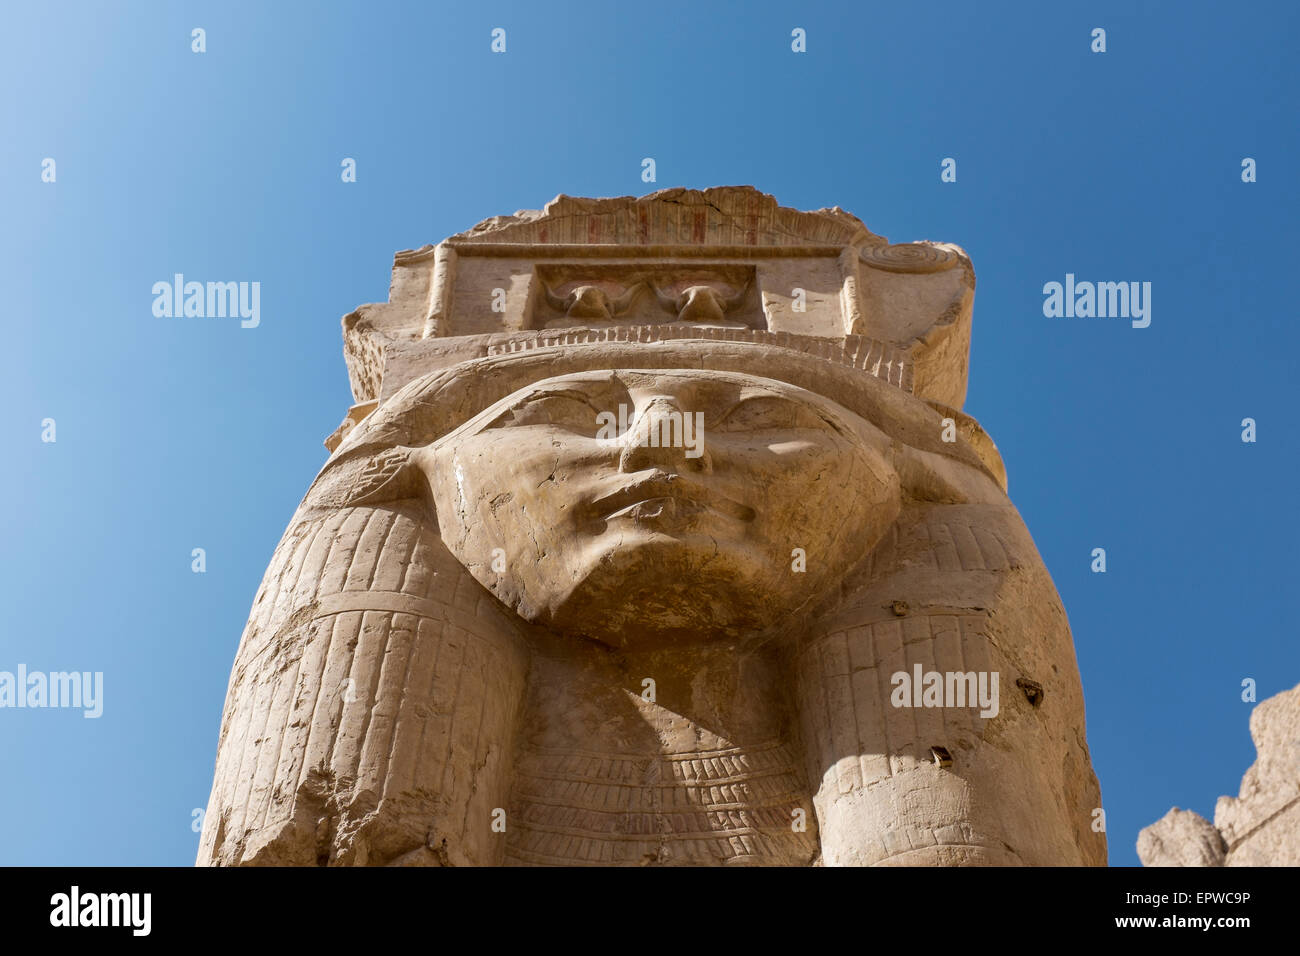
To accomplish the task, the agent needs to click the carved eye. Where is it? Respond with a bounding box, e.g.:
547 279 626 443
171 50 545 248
712 396 821 433
483 391 602 434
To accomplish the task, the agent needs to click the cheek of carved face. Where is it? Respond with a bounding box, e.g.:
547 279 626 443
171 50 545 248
425 370 900 647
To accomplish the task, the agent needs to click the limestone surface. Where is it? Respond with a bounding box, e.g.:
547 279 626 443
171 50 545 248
197 187 1105 866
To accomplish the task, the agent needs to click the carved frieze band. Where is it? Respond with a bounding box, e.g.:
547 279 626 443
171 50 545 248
483 326 913 391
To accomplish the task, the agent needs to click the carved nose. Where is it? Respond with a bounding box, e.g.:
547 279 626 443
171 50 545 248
618 399 710 473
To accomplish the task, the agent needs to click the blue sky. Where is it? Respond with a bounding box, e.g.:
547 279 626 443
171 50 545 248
3 0 1296 866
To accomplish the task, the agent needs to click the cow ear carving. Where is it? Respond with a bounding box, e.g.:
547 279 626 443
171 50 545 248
341 446 427 506
893 443 973 506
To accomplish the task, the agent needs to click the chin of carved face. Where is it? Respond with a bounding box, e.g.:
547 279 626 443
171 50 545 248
423 369 901 647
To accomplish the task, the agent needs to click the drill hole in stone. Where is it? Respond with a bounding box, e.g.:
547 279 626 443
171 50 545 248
1016 677 1044 707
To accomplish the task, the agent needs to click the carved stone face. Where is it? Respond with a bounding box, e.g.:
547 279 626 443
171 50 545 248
422 369 901 646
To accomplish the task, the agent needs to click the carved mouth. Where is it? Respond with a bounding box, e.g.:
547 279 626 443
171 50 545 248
589 471 755 524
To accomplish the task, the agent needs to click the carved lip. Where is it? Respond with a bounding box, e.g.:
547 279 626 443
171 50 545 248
589 471 754 523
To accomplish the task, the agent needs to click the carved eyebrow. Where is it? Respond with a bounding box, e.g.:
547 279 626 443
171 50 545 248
711 393 849 437
711 392 799 422
481 387 612 430
507 387 604 410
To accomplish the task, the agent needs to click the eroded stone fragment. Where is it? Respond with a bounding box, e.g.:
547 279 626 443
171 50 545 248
1139 682 1300 867
1137 808 1226 867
